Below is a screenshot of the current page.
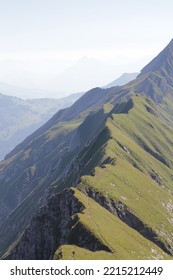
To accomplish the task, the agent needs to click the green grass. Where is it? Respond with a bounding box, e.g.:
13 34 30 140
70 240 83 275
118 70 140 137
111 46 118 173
59 95 173 259
45 120 82 141
1 95 173 260
54 188 171 260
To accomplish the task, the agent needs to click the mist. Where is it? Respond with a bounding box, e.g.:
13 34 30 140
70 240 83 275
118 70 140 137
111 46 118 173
0 55 151 99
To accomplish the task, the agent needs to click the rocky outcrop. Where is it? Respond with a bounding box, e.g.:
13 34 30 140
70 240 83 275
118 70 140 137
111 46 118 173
79 187 173 256
3 189 111 260
3 189 81 259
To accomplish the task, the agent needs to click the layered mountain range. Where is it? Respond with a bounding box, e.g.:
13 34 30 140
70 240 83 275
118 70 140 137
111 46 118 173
0 92 83 160
0 40 173 259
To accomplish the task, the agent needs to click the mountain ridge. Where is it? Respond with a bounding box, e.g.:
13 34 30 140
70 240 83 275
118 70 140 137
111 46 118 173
103 72 139 88
0 40 173 259
138 39 173 77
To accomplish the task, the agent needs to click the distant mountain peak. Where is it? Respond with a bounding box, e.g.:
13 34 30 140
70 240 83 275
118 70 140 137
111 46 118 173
138 39 173 77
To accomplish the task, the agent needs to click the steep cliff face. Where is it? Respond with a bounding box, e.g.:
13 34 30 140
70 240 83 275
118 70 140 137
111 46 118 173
4 189 111 260
3 189 83 260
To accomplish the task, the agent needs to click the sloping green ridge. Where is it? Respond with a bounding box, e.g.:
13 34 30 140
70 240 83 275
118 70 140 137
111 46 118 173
54 189 171 260
1 40 173 259
1 95 173 259
0 103 111 256
56 96 173 259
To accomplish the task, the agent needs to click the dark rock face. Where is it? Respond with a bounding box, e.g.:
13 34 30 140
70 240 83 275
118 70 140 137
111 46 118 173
4 189 111 260
3 183 173 259
4 189 83 260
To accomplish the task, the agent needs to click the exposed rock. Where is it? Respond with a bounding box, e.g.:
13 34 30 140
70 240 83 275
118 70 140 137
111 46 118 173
3 189 111 260
149 171 164 187
79 187 173 256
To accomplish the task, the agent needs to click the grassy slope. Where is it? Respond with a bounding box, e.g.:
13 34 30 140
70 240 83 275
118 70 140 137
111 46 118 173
54 189 171 260
55 96 173 259
0 103 111 256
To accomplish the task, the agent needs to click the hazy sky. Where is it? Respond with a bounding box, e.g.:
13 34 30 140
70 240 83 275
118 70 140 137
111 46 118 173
0 0 172 97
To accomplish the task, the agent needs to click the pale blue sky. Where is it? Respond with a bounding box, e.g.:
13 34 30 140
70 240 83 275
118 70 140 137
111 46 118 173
0 0 172 96
0 0 172 52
